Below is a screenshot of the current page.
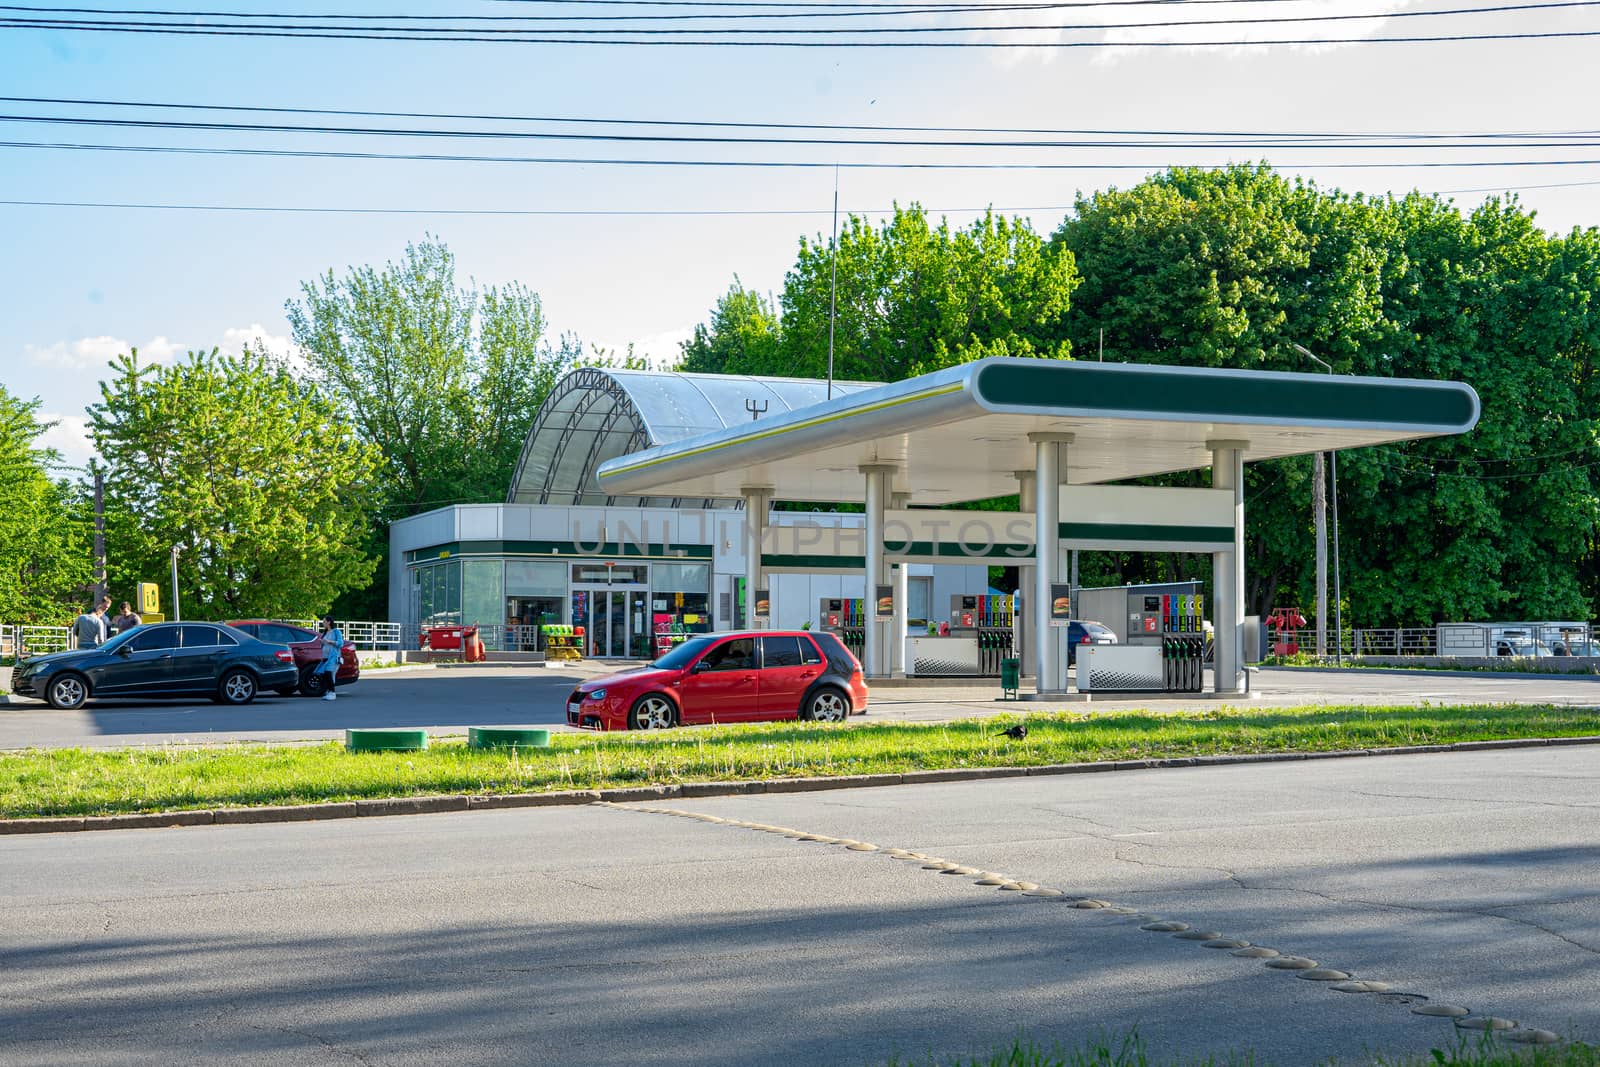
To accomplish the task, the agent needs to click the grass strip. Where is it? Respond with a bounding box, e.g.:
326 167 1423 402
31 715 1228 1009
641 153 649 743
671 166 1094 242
2 703 1597 819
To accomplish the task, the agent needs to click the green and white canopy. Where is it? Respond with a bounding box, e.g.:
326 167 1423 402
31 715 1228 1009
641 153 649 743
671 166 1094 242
597 358 1481 504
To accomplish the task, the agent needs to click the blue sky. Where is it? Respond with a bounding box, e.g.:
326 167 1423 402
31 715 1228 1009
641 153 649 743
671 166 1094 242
4 1 1599 469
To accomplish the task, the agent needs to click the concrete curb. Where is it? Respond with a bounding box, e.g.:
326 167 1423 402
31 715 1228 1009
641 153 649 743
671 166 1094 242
4 734 1597 835
1260 664 1600 681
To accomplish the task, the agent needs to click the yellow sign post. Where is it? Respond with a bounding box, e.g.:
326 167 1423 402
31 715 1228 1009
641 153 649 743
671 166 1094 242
137 582 164 622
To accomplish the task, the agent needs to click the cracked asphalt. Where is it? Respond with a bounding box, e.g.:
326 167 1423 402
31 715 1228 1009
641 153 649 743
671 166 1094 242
2 746 1597 1065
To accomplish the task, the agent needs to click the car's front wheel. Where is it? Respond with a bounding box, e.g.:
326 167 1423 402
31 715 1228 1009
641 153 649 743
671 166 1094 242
628 694 677 730
218 669 257 706
45 673 89 710
803 687 849 723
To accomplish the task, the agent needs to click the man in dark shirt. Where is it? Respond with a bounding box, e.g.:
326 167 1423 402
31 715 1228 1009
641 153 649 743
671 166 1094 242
110 602 142 635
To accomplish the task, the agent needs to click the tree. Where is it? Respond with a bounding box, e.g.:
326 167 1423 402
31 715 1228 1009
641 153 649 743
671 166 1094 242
0 388 90 622
88 348 381 619
1055 165 1600 625
776 207 1078 382
287 237 583 512
287 237 584 616
677 278 781 374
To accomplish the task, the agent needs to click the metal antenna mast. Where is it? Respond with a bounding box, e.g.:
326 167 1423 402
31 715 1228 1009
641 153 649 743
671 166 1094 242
826 163 839 400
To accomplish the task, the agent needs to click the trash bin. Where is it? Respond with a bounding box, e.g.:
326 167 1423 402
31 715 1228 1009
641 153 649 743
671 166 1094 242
462 625 486 663
999 657 1021 700
421 626 464 654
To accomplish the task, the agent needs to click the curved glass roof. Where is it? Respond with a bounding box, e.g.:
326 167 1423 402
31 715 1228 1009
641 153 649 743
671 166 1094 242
508 367 879 507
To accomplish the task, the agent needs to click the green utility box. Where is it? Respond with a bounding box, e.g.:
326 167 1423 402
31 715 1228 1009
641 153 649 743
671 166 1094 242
468 727 550 750
345 728 429 752
999 657 1021 700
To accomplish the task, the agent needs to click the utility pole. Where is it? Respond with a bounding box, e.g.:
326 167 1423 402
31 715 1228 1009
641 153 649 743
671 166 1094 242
1313 451 1327 658
1294 343 1339 663
91 462 107 603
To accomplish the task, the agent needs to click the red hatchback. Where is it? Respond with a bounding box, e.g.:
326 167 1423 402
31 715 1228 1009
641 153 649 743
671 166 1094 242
567 630 868 731
227 620 360 697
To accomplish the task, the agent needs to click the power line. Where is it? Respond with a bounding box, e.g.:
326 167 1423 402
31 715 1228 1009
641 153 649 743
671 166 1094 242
0 0 1358 22
11 95 1597 142
5 0 1596 32
0 197 1081 215
5 17 1600 45
14 112 1600 150
10 138 1600 167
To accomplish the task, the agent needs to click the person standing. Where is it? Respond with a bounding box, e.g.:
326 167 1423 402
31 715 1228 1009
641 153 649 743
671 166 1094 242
318 614 345 702
110 601 142 635
73 597 110 649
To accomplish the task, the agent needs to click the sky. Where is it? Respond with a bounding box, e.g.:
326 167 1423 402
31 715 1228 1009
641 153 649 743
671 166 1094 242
4 0 1600 472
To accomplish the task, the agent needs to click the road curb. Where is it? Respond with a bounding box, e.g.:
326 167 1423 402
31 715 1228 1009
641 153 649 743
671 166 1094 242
4 734 1598 835
1261 664 1600 681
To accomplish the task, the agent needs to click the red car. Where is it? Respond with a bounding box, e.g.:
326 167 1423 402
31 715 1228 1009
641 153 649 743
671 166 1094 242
567 630 868 731
226 620 359 697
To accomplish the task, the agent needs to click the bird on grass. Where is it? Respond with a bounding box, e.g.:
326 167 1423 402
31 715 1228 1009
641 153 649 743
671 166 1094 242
997 724 1028 740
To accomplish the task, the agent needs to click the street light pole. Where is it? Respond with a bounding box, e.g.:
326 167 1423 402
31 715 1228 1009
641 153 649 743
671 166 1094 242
170 545 182 623
1293 344 1341 665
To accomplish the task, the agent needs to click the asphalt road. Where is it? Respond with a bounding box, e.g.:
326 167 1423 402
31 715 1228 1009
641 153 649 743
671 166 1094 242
2 663 1599 750
2 747 1596 1065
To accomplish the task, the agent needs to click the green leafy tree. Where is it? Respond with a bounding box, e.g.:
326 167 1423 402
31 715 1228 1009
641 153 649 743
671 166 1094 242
88 348 381 619
288 237 581 510
677 278 782 374
779 207 1078 382
689 206 1076 385
287 236 584 615
1056 166 1600 625
0 388 90 622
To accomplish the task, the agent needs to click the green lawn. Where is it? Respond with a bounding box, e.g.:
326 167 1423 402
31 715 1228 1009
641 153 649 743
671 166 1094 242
2 703 1596 819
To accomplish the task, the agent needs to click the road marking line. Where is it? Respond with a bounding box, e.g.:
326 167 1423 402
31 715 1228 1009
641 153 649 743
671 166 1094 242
597 799 1569 1049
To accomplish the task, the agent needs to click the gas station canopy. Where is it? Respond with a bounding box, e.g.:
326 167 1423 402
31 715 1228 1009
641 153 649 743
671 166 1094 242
597 357 1481 504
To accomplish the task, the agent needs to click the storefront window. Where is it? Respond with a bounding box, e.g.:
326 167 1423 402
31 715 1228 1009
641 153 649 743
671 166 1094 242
462 561 504 645
652 563 709 593
571 562 649 585
415 561 462 625
506 560 566 597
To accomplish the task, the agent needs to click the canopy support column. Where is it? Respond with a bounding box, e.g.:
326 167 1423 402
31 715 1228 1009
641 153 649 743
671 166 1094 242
1029 434 1072 693
1208 440 1248 694
860 464 896 678
741 486 772 631
890 492 910 678
1013 470 1035 677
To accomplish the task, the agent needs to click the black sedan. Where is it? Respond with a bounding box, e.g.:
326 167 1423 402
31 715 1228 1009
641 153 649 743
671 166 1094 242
10 622 299 709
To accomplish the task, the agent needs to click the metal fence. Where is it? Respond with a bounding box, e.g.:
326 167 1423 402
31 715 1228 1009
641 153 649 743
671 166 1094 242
1265 624 1600 659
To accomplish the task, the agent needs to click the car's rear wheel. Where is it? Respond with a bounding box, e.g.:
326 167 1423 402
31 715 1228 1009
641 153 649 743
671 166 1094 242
628 694 677 730
298 667 329 697
803 687 849 723
218 669 257 706
45 673 89 710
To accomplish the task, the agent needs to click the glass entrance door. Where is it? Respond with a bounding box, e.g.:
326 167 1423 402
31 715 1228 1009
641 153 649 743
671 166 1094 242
572 586 649 658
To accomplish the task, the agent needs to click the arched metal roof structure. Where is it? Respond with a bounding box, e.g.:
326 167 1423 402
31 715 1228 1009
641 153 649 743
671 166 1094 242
507 367 880 507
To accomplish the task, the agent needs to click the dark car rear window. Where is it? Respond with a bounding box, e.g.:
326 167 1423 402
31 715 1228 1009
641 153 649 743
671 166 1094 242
760 636 803 668
812 632 857 676
182 625 238 648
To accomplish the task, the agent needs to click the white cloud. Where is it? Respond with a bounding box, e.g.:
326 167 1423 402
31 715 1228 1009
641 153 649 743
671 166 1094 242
34 412 97 472
1089 0 1412 62
220 323 301 367
590 326 695 369
24 334 184 371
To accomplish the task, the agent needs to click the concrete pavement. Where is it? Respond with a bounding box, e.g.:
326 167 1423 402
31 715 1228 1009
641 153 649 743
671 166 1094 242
2 662 1598 750
1 747 1596 1065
